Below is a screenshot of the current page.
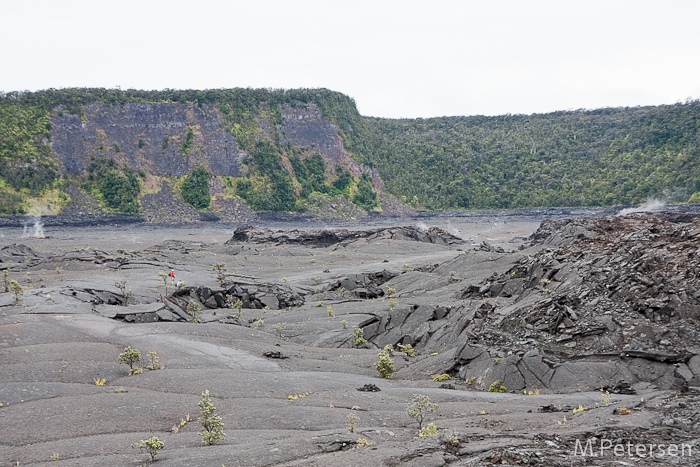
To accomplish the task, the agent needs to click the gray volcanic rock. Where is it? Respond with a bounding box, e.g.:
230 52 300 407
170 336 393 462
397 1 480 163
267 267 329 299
446 212 700 391
347 212 700 392
168 280 305 315
0 213 145 229
3 214 700 466
0 244 42 264
227 225 464 247
330 270 396 298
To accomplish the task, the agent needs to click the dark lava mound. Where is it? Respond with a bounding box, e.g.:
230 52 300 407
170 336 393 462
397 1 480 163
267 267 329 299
227 225 464 247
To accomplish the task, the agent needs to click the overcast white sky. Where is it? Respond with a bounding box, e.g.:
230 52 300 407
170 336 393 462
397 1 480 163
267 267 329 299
2 0 699 118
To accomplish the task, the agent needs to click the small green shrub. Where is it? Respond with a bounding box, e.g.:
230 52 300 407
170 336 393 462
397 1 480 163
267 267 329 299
146 351 160 371
375 350 395 378
118 346 141 372
157 272 168 287
387 297 398 311
114 279 131 305
10 279 24 303
431 373 451 382
417 422 438 438
212 262 227 286
405 394 438 430
488 380 507 393
198 390 226 446
397 343 415 356
351 327 367 347
227 296 243 313
273 322 286 338
88 159 142 213
138 436 163 462
187 299 202 323
346 411 357 433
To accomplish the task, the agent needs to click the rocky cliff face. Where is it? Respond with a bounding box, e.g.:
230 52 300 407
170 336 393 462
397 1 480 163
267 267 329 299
278 103 383 187
44 99 394 222
50 102 244 177
49 101 377 182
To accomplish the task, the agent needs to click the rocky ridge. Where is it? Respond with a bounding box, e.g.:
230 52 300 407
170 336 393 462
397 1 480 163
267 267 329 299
227 225 465 247
371 212 700 392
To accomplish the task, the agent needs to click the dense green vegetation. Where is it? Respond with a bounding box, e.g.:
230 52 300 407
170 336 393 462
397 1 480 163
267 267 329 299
236 141 297 211
180 166 212 209
361 101 700 209
0 180 26 214
0 99 58 213
85 158 142 214
1 87 699 214
352 172 379 210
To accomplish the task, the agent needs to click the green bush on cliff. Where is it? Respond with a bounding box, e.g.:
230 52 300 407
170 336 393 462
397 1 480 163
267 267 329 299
352 172 379 210
181 166 212 209
304 153 328 193
0 181 26 214
99 168 141 213
87 158 141 214
333 166 352 193
0 100 57 195
289 154 312 198
287 151 357 208
289 152 354 199
180 127 195 155
237 141 296 211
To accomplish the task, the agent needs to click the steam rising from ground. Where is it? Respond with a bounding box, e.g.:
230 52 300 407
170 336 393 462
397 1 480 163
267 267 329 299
618 198 666 216
416 221 462 237
446 220 460 236
22 215 45 238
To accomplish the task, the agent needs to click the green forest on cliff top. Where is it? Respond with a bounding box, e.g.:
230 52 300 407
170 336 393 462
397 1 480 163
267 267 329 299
1 88 699 214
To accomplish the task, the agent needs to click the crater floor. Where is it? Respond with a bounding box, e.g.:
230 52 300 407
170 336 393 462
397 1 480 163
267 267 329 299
0 214 698 466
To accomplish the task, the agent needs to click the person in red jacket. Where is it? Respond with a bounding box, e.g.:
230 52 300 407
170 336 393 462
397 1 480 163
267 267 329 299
169 269 175 285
